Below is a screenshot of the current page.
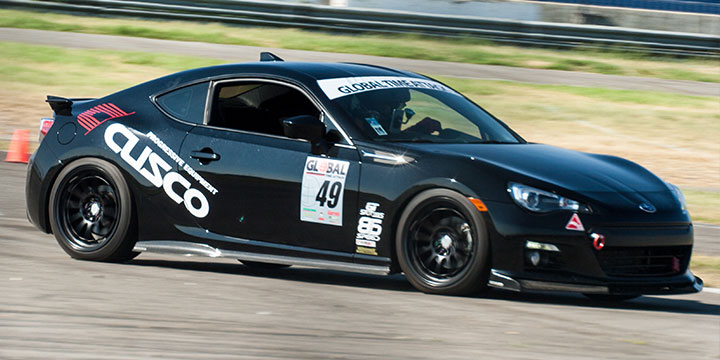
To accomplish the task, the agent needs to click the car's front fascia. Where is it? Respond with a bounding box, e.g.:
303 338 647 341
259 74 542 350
390 142 703 296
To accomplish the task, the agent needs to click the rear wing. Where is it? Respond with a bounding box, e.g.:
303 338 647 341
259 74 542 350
46 95 95 116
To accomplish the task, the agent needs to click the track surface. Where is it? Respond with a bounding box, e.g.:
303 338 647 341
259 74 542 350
1 160 719 359
1 27 718 97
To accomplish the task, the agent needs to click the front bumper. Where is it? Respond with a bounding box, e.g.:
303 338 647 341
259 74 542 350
484 201 700 296
489 269 703 295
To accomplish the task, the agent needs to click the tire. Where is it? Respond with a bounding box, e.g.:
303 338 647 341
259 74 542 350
583 294 641 302
239 260 291 269
49 158 138 262
396 189 490 296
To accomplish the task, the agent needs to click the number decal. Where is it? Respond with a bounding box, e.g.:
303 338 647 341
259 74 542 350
328 181 342 208
315 180 329 206
300 157 349 226
314 180 343 209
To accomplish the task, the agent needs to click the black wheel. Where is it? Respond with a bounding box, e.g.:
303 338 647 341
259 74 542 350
49 158 138 262
583 294 641 302
396 189 490 295
239 260 291 269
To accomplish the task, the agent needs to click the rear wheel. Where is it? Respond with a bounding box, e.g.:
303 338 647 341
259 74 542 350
49 158 138 262
396 189 490 296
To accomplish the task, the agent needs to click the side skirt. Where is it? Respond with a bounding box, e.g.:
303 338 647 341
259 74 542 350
133 240 391 276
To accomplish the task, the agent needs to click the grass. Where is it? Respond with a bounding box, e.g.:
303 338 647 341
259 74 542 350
683 190 720 225
437 76 720 192
690 256 720 288
1 9 719 83
0 41 717 224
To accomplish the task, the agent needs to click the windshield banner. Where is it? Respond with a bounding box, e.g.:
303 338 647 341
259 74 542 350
317 76 458 100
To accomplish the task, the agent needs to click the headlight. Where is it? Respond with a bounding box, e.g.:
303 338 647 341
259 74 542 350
508 182 590 213
666 182 687 212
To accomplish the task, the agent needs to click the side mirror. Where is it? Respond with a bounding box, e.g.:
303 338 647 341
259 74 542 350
282 115 326 142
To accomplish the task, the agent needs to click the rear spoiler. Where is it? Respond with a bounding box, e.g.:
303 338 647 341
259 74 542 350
46 95 95 116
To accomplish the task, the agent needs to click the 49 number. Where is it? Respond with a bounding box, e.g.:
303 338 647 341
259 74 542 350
315 180 342 208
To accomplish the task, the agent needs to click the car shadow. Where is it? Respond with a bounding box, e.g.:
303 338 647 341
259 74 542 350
129 258 416 292
481 288 720 316
128 258 719 316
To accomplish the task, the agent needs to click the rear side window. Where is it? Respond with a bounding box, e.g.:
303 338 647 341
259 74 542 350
208 81 320 137
156 82 209 124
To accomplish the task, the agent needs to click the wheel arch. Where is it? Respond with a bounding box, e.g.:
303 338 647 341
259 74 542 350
44 154 141 237
386 178 485 272
392 186 492 294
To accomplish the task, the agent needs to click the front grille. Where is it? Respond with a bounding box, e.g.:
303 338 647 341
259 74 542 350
597 246 691 277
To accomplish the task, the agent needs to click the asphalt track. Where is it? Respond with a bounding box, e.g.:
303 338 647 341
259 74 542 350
1 27 719 97
1 160 719 359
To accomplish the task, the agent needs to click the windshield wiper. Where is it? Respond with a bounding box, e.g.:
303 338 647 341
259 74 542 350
381 138 436 143
469 140 517 144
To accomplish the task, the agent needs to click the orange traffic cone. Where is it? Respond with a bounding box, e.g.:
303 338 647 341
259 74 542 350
5 129 30 163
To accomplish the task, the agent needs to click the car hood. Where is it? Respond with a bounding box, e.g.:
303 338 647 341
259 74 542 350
406 143 676 211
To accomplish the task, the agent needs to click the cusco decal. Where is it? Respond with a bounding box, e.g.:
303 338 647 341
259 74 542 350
78 103 135 135
104 123 218 218
317 76 459 100
355 202 384 256
300 157 349 226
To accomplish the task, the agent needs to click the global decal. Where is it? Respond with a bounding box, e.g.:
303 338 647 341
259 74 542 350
316 76 459 100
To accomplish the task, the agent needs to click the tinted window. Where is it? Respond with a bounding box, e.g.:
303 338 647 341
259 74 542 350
333 87 520 144
156 82 209 124
208 81 321 138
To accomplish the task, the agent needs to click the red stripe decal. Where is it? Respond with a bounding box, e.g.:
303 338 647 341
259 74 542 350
107 103 129 116
86 115 101 127
98 104 122 117
77 118 93 131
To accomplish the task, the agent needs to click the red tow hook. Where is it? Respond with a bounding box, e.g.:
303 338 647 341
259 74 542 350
590 233 606 251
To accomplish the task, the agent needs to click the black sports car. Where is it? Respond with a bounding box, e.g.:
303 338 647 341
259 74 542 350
26 53 702 299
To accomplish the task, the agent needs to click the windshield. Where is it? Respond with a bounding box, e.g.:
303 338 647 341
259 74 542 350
320 77 521 144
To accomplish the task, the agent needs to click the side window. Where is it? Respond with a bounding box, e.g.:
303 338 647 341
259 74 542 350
156 82 209 124
401 90 481 138
208 81 321 137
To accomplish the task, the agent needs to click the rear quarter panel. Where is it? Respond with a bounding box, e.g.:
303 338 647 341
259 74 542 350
36 87 199 242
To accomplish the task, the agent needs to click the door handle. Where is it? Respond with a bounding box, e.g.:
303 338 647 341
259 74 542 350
191 148 220 163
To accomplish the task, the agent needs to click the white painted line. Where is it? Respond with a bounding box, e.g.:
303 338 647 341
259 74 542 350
703 287 720 294
694 223 720 230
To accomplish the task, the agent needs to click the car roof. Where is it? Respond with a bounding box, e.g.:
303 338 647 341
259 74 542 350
172 61 420 83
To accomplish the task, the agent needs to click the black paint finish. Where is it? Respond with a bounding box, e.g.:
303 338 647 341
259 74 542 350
26 61 700 295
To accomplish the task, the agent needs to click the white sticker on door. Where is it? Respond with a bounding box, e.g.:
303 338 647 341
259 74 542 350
300 157 350 226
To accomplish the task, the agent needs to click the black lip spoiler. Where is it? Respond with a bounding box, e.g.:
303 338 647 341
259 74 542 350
46 95 94 116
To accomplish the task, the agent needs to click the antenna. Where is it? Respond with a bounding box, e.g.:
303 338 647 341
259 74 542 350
260 52 284 62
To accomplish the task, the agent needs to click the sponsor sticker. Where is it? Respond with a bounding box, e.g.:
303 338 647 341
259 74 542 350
104 123 218 218
365 117 387 136
356 246 378 256
300 157 349 226
565 213 585 231
317 76 459 100
355 202 384 253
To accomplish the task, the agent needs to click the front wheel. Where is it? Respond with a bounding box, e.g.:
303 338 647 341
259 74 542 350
396 189 490 296
49 158 138 262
